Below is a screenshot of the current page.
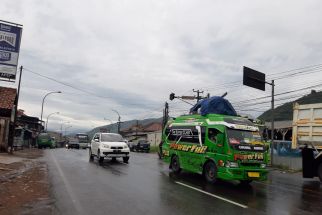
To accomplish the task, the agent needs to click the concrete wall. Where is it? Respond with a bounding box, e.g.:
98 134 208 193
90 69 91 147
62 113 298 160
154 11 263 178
147 132 162 147
272 155 302 170
271 141 302 170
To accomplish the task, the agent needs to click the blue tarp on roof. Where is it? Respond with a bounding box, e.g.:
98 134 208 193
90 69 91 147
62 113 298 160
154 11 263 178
189 96 237 116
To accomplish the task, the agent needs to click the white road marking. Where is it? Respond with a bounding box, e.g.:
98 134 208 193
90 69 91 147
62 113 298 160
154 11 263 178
175 181 248 209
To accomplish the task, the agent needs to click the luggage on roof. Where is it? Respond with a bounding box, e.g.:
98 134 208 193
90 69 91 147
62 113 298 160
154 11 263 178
189 96 237 116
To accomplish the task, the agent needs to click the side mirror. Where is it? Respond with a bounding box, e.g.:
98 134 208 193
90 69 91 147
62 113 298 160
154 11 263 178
94 138 99 142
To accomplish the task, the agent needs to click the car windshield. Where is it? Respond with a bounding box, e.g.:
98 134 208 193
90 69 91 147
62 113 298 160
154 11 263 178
101 134 124 142
77 135 89 143
227 128 262 145
139 141 148 144
39 133 50 139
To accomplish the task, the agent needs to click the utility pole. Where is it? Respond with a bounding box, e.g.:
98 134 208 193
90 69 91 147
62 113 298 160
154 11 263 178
270 80 275 165
9 66 23 153
243 66 275 166
162 102 169 130
193 89 204 102
136 120 139 140
112 109 121 134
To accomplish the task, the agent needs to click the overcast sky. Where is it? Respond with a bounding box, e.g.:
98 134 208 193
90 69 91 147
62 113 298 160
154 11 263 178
1 0 322 133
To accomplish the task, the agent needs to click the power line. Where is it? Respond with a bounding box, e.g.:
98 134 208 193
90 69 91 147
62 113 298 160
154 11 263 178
270 67 322 80
231 81 322 105
267 63 322 78
24 68 108 99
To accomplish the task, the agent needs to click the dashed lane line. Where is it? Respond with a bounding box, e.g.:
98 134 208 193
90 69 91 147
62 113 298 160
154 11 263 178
175 181 248 209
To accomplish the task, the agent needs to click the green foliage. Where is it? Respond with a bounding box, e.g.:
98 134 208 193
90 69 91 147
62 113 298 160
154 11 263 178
259 91 322 122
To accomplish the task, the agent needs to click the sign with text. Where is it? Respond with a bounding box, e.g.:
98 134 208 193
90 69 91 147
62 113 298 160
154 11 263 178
0 22 22 80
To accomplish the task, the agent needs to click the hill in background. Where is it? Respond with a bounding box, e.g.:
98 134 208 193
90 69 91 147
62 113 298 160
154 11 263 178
258 90 322 122
87 117 162 138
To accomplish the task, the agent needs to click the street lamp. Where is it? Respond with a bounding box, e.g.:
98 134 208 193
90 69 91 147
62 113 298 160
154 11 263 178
104 118 113 133
45 112 60 132
104 118 113 124
60 121 70 141
112 109 121 133
64 125 72 137
40 91 62 127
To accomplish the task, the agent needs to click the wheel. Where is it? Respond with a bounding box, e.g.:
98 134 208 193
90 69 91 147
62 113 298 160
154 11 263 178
97 150 104 164
240 180 253 185
123 157 129 163
204 161 217 184
171 155 181 174
318 163 322 182
111 157 117 162
89 148 94 161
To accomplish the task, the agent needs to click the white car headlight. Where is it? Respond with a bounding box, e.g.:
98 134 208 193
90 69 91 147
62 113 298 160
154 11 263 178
124 145 128 149
225 161 239 168
103 144 110 148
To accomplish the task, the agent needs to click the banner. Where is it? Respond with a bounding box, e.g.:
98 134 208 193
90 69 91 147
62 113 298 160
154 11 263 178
0 22 22 80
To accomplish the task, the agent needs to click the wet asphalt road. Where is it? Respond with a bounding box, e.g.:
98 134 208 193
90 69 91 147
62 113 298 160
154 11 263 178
45 148 322 215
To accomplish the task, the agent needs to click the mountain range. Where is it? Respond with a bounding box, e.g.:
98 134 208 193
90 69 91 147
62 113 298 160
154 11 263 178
258 90 322 122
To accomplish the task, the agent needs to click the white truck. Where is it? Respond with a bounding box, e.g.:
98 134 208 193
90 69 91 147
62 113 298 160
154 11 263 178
292 103 322 182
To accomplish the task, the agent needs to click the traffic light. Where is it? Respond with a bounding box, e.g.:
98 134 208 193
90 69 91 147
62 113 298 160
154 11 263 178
169 93 175 101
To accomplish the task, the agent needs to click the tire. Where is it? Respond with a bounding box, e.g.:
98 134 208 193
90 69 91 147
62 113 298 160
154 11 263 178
318 163 322 182
204 161 217 184
89 148 94 161
98 150 104 164
171 155 181 174
123 157 129 163
240 180 253 185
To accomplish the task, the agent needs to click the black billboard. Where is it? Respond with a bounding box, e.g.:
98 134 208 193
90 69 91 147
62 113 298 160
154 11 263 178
243 66 266 91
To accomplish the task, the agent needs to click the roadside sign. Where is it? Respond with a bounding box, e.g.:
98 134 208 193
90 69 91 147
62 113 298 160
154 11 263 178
0 21 23 81
243 66 266 91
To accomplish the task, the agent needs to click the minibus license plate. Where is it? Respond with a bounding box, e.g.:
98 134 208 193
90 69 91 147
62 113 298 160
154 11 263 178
248 172 260 178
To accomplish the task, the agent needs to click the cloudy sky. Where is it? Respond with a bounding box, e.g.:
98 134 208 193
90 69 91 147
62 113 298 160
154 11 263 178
1 0 322 133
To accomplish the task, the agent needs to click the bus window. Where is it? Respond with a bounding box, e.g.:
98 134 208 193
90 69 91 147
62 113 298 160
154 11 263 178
165 126 205 144
208 128 220 143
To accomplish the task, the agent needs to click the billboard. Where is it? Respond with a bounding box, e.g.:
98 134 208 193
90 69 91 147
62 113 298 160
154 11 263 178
243 66 266 91
0 22 22 81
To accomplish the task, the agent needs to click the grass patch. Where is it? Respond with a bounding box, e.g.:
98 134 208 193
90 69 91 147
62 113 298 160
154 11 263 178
149 146 159 153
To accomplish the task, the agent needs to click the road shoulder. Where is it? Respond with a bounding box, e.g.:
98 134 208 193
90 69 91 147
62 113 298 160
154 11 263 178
0 149 55 215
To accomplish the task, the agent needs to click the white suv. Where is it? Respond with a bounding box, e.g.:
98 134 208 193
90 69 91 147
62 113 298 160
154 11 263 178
89 133 130 163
